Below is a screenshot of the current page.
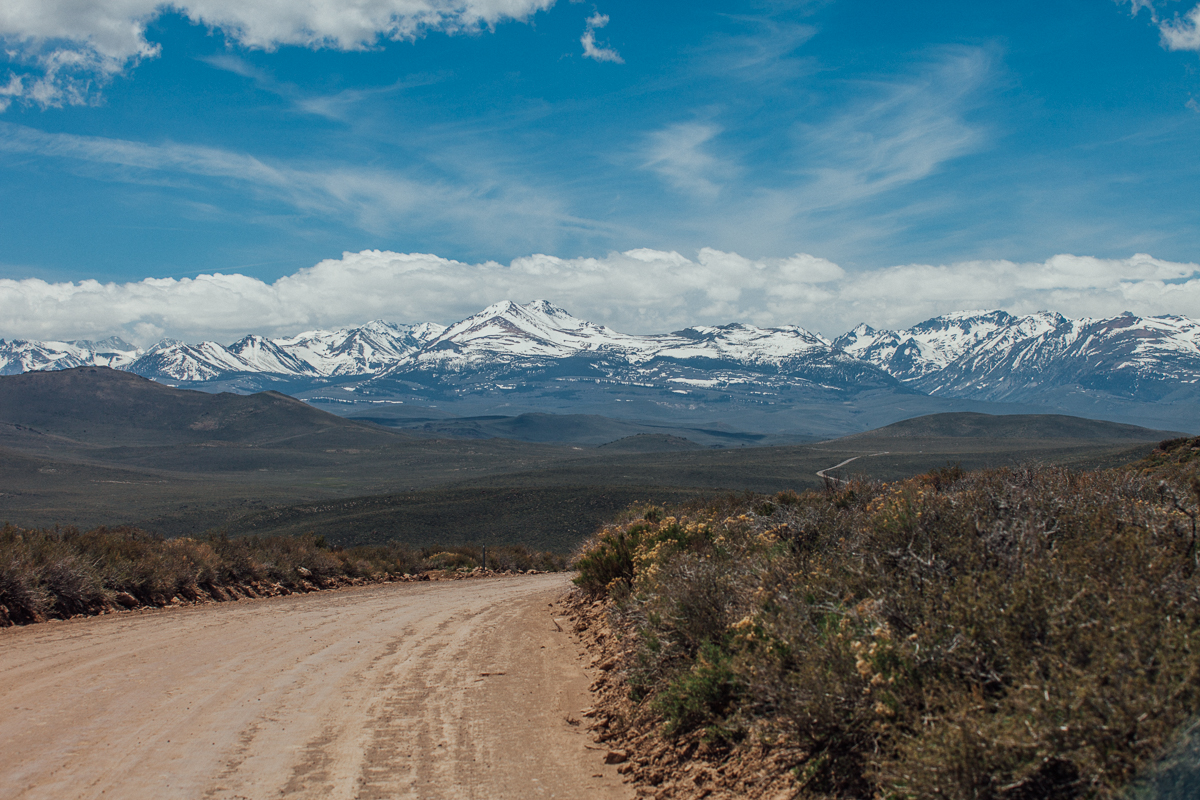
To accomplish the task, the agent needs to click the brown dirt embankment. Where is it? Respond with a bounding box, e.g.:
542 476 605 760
559 591 800 800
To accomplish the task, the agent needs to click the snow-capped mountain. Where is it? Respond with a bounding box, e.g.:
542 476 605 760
2 302 1197 406
271 320 445 376
120 320 445 382
835 310 1200 402
656 323 830 367
832 311 1067 382
390 300 654 370
0 337 140 375
369 300 897 392
128 339 257 383
386 300 843 371
227 335 321 377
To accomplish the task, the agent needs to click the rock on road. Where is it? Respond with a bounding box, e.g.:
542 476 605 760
0 574 631 800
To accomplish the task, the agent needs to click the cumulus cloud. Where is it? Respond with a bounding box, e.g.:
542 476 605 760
0 248 1196 346
0 0 555 108
581 12 622 63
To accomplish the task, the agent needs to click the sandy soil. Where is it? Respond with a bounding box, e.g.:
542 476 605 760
0 574 630 800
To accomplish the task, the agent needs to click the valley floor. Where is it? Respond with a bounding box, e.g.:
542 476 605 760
0 574 627 800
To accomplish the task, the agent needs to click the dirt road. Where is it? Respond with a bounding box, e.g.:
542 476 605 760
0 574 630 800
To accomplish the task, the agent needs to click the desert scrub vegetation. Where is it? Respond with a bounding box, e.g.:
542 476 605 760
574 446 1200 799
0 525 567 626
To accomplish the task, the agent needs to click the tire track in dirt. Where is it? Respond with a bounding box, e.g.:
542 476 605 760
0 574 628 800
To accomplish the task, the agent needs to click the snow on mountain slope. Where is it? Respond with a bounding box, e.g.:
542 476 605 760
273 320 444 376
125 320 446 381
839 310 1200 402
367 301 899 395
656 323 830 366
228 335 321 376
924 313 1200 401
832 311 1047 381
0 337 140 375
413 302 836 366
413 300 652 363
128 339 256 383
379 301 850 378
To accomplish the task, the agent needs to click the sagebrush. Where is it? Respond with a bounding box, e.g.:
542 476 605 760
0 525 566 625
575 439 1200 798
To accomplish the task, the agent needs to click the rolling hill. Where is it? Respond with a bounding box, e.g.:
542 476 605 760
0 368 1176 549
836 412 1185 441
0 366 393 448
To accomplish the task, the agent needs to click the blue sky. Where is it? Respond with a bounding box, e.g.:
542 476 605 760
1 0 1199 342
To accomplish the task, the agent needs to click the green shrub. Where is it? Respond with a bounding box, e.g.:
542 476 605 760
655 641 742 738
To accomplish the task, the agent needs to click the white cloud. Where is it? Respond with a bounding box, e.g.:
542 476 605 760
1122 1 1200 51
580 11 622 63
0 0 555 108
1160 4 1200 50
0 73 23 112
0 248 1196 345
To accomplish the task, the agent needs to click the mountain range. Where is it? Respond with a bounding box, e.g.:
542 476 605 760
4 301 1197 400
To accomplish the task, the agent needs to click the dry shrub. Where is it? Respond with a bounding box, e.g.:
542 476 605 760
424 550 477 571
0 525 53 622
581 456 1200 799
0 524 565 624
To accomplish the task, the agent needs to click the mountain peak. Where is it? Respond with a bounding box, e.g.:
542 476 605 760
475 299 575 321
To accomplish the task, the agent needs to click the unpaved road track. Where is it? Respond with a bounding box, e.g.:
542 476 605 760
815 451 890 485
0 574 630 800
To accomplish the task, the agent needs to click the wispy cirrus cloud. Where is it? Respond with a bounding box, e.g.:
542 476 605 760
0 248 1194 345
697 16 818 85
791 46 990 209
0 0 555 109
645 46 993 253
640 123 728 198
199 54 449 121
0 121 609 247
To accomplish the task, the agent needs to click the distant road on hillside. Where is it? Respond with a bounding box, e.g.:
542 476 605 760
0 575 629 800
816 452 890 485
